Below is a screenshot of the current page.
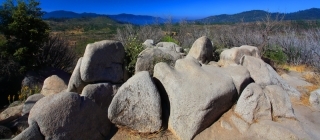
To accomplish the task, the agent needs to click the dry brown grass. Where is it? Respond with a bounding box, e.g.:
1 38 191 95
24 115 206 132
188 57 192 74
115 126 172 140
277 64 320 106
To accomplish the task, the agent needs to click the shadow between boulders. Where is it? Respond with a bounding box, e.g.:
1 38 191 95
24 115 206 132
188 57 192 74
105 124 118 140
239 77 254 97
152 77 170 130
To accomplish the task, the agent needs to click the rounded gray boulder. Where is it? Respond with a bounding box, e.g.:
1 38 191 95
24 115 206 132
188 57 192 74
80 40 125 83
26 92 110 140
187 36 213 64
108 71 162 133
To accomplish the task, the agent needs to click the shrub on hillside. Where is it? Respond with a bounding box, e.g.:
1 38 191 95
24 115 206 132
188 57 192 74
123 37 145 77
161 35 179 45
37 35 77 73
263 45 287 65
0 0 50 75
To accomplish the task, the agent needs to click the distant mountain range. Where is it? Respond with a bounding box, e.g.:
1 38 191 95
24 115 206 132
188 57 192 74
42 8 320 25
198 8 320 23
43 10 168 25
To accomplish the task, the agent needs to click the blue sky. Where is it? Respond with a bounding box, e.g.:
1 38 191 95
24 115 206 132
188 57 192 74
1 0 320 19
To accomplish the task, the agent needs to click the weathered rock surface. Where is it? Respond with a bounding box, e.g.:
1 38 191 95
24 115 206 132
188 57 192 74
26 92 110 140
231 115 249 134
156 42 183 53
0 104 22 124
80 40 125 83
247 120 307 140
81 83 119 111
153 56 237 140
219 45 260 66
40 75 68 96
22 94 44 116
67 57 87 94
264 85 295 118
135 48 180 75
310 89 320 111
12 122 43 140
281 72 312 89
222 65 252 95
0 125 12 139
241 55 301 99
142 39 155 48
235 83 272 123
108 71 162 133
187 36 213 64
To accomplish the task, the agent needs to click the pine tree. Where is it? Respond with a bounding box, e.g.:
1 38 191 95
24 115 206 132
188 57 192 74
0 0 50 75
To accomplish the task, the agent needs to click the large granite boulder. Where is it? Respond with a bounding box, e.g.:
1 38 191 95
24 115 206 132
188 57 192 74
240 55 301 99
142 39 155 48
40 75 68 96
135 47 181 75
12 121 43 140
81 83 119 111
187 36 213 64
80 40 125 83
264 85 295 118
23 92 110 140
153 56 237 140
22 94 44 116
222 65 252 95
0 104 22 124
108 71 162 133
156 42 183 53
219 45 260 67
67 57 87 94
235 83 272 123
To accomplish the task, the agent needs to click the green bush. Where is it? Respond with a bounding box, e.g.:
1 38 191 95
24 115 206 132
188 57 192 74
263 45 287 65
161 35 179 45
0 0 50 75
124 37 145 77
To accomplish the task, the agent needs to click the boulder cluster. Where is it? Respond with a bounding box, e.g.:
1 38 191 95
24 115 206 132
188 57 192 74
1 36 319 140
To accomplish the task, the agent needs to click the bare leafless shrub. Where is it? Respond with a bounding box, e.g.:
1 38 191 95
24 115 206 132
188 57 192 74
37 35 77 73
116 14 320 69
138 24 163 43
115 24 164 45
115 24 136 45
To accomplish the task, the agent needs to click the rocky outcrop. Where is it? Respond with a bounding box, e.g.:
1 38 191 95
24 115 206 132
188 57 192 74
0 104 22 124
40 75 68 96
142 39 155 48
81 83 119 111
309 89 320 111
67 57 87 94
22 94 44 116
187 36 213 64
235 83 272 123
154 56 237 140
222 65 252 95
219 45 260 67
12 122 43 140
80 40 125 83
12 37 320 140
156 42 183 53
135 47 181 75
24 92 110 140
108 71 162 133
264 85 295 118
240 55 301 99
